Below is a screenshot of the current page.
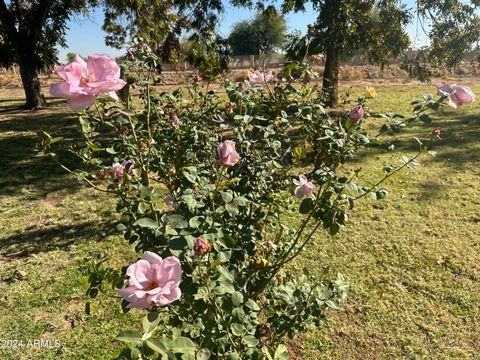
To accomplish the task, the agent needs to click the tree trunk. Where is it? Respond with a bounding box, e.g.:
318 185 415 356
322 44 339 108
18 56 47 109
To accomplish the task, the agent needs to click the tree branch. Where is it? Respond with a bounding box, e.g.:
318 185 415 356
0 0 18 44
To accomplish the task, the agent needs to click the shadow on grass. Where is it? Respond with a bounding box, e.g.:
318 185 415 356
0 108 83 200
353 112 480 170
0 221 114 258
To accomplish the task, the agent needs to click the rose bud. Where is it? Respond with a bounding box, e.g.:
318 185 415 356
217 140 240 166
348 105 365 122
194 74 202 82
433 127 441 138
194 237 211 256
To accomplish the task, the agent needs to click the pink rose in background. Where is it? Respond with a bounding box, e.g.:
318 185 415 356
112 160 134 181
194 74 202 82
218 140 240 166
194 237 211 257
248 70 274 84
433 127 441 138
293 175 314 198
118 252 182 309
349 105 365 122
436 83 475 108
171 115 181 127
50 54 126 110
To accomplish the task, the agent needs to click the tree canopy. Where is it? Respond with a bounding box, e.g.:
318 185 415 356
228 6 287 56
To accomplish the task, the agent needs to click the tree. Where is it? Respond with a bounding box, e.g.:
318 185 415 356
228 6 287 56
283 0 411 107
410 1 480 75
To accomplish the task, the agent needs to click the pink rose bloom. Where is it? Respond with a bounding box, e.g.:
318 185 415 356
194 74 202 82
118 252 182 309
349 105 365 122
194 237 211 256
436 82 475 108
293 175 314 198
50 54 126 110
112 160 134 181
218 140 240 166
171 115 181 127
248 70 274 84
433 127 441 138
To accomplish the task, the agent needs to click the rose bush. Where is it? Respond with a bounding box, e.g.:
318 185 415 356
39 46 474 359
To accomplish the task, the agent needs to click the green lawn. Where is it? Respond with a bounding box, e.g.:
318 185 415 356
1 84 479 359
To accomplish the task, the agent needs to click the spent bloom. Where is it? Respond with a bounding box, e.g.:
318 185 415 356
194 237 211 257
433 127 441 138
293 175 314 198
112 160 134 181
366 86 377 98
248 70 274 84
50 54 126 110
218 140 240 166
117 252 182 309
348 105 365 122
436 82 475 108
171 115 181 127
193 74 202 82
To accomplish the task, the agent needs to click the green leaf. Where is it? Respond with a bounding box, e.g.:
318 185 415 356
243 335 259 347
171 336 196 354
181 195 197 212
116 330 143 345
225 203 239 216
329 223 340 236
231 307 246 323
221 191 233 203
142 312 161 336
134 218 158 229
231 291 244 307
231 323 244 336
299 198 314 214
245 299 260 311
233 196 249 207
144 337 168 355
274 344 289 360
188 216 203 229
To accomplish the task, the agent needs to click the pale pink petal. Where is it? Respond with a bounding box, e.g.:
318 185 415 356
68 95 96 110
142 251 163 267
50 82 71 97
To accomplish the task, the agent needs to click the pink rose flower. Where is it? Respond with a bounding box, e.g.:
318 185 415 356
348 105 365 122
194 74 202 82
118 252 182 309
433 127 441 138
436 82 475 108
218 140 240 166
112 160 134 181
171 115 181 127
248 70 274 84
50 54 126 110
194 237 211 256
293 175 314 198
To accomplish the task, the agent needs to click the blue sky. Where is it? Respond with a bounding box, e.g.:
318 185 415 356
58 1 428 62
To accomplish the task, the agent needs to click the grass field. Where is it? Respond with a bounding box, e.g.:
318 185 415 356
0 83 479 359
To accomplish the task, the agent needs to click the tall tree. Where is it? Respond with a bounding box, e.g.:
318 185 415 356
415 0 480 68
284 0 411 107
228 6 287 56
0 0 97 109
